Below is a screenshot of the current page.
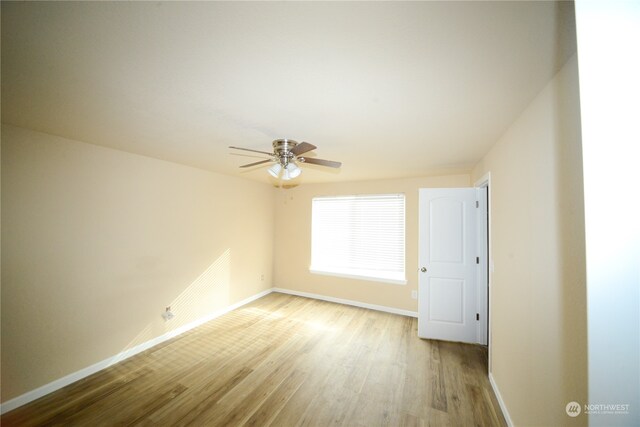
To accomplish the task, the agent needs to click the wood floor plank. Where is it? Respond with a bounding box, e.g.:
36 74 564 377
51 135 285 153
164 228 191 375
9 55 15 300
265 342 337 427
180 333 309 426
1 366 155 427
2 293 506 427
166 367 253 426
399 319 431 419
241 368 307 427
62 381 187 426
430 354 448 412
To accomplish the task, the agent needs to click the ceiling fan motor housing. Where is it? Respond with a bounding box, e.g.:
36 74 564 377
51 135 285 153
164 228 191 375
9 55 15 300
273 139 297 165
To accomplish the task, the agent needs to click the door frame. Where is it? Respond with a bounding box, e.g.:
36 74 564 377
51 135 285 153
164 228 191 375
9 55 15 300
474 172 492 370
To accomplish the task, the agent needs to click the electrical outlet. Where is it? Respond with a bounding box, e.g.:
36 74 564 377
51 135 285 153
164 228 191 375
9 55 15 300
411 290 418 299
161 306 175 321
261 274 264 281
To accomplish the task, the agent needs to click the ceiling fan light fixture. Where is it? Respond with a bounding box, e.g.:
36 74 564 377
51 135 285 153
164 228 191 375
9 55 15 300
268 163 282 178
281 166 294 181
285 162 302 179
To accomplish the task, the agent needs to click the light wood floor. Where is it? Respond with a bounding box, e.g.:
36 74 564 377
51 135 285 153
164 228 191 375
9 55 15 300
2 293 507 426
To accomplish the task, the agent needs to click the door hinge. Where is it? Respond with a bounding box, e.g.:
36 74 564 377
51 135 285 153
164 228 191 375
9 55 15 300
476 200 479 208
476 313 480 321
476 256 479 264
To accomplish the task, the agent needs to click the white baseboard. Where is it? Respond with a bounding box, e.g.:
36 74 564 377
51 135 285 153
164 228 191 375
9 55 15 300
489 372 514 427
273 287 418 318
0 288 273 415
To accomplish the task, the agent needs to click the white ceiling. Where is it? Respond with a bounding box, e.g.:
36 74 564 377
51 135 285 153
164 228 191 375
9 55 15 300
1 1 576 184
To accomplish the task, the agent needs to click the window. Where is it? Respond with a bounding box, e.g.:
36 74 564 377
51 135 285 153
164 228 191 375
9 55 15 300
310 193 406 284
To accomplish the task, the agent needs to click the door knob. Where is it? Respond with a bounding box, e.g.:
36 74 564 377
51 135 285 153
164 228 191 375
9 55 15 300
421 267 427 272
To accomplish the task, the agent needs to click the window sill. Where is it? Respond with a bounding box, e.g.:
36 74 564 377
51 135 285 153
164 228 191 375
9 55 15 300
309 268 407 285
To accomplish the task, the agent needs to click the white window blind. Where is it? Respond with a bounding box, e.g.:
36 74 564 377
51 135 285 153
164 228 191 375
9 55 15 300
310 193 406 284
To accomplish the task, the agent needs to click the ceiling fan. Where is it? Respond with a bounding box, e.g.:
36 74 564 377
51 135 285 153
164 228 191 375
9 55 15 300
230 139 342 180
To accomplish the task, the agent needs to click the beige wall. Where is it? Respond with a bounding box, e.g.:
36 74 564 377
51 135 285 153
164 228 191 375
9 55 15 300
274 174 470 312
1 56 587 422
472 55 587 426
0 125 275 402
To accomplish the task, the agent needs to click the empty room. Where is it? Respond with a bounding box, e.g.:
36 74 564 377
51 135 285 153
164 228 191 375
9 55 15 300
1 1 638 426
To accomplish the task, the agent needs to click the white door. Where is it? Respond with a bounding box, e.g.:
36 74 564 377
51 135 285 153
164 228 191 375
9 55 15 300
418 188 478 343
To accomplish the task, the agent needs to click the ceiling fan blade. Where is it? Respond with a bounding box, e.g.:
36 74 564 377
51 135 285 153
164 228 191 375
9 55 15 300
240 159 272 168
229 146 273 156
291 142 317 156
301 157 342 168
230 152 270 160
